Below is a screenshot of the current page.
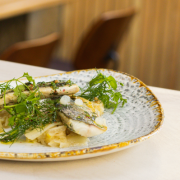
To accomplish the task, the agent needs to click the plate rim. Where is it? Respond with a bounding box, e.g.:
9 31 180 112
0 68 164 161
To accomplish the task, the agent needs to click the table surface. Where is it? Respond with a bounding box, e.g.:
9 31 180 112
0 60 179 180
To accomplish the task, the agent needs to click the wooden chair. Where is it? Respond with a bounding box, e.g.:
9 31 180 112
0 33 60 67
73 7 135 70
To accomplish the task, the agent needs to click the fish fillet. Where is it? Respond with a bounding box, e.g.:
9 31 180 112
0 81 79 106
57 97 107 137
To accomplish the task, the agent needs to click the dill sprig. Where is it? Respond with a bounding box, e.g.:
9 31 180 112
0 73 58 143
80 71 127 113
0 98 58 143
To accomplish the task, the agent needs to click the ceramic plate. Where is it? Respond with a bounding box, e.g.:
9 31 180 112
0 69 164 161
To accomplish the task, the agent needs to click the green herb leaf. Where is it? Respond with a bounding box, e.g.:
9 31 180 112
14 85 25 96
8 116 15 126
107 76 117 90
22 72 35 86
15 103 27 113
80 71 127 113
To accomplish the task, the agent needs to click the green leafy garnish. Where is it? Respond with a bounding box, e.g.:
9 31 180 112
22 72 35 86
0 71 127 144
0 83 12 94
0 98 58 143
0 73 58 143
80 71 127 113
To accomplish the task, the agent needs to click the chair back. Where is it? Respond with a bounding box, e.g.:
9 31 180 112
0 33 60 67
73 8 135 69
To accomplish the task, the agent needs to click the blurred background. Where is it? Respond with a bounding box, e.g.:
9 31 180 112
0 0 180 90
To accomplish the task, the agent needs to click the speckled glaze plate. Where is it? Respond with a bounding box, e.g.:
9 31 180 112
0 69 164 161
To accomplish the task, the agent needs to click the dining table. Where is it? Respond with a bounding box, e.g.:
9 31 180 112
0 60 179 180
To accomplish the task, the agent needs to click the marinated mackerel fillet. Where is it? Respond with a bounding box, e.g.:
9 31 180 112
0 80 79 106
57 96 107 137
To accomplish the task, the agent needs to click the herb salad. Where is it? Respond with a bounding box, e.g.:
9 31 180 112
0 71 126 144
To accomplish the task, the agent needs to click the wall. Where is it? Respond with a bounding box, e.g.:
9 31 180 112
1 0 179 90
56 0 180 90
0 14 27 54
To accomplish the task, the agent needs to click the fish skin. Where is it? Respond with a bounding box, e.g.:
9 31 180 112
57 101 107 137
0 84 79 106
59 103 97 125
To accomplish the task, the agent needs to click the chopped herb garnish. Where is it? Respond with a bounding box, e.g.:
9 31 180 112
37 80 74 89
84 111 90 117
51 81 58 90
